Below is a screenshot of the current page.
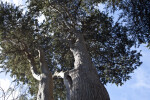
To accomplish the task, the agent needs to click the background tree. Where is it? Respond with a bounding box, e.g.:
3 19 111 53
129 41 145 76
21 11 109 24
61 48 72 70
0 2 56 100
0 80 29 100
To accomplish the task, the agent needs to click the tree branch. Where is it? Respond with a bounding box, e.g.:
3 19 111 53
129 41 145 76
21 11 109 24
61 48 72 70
30 65 41 81
25 51 41 81
53 71 65 78
38 48 50 74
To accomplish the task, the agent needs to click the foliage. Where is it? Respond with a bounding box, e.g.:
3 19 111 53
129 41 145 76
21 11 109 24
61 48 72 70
0 2 70 99
0 0 149 99
120 0 150 45
27 0 142 85
105 0 150 45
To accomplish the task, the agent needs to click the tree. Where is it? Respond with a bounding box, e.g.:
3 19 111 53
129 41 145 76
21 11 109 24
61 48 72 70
0 3 54 100
121 0 150 47
0 0 146 100
105 0 150 45
0 80 29 100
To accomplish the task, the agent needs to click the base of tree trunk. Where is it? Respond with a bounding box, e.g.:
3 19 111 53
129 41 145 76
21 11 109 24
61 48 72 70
37 74 54 100
64 69 110 100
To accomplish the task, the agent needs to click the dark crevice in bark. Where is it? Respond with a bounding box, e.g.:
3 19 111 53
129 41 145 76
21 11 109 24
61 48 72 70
64 69 110 100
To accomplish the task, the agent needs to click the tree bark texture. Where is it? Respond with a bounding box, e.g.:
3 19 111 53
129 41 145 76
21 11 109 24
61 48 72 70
27 49 54 100
64 33 110 100
37 73 54 100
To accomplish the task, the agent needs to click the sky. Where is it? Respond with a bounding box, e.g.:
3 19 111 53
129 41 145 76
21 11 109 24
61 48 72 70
0 0 150 100
106 45 150 100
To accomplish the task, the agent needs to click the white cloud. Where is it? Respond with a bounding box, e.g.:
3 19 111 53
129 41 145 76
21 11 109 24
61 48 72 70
131 45 150 89
106 45 150 100
132 68 150 89
0 78 20 100
0 78 11 91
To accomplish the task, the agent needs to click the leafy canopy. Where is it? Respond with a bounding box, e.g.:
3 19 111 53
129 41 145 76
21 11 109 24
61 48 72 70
27 0 142 84
1 0 149 98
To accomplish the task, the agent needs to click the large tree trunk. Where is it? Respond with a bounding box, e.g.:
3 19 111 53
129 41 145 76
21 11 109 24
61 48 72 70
37 72 54 100
64 33 110 100
36 49 54 100
27 49 54 100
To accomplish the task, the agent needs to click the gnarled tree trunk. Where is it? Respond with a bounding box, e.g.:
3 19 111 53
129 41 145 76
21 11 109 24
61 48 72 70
26 49 54 100
64 33 110 100
37 73 54 100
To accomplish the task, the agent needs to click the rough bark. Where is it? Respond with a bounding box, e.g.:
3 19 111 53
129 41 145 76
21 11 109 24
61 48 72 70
64 33 110 100
27 49 54 100
37 72 54 100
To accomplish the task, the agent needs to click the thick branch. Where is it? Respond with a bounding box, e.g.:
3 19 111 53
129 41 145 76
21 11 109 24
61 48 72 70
25 51 41 81
27 58 41 81
38 48 49 74
53 71 65 78
30 65 41 81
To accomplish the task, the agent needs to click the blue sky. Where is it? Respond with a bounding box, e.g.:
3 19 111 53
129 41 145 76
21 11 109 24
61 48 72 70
0 0 150 100
106 45 150 100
